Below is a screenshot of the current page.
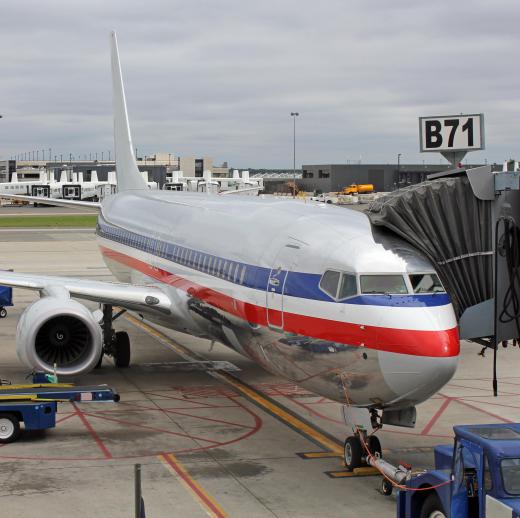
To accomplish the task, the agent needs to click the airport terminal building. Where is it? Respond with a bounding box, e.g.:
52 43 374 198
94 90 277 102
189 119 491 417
299 163 485 193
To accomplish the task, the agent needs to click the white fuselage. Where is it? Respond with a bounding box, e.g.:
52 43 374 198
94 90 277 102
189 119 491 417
96 190 459 410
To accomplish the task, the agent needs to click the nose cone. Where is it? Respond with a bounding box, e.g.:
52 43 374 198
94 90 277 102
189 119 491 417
379 348 459 407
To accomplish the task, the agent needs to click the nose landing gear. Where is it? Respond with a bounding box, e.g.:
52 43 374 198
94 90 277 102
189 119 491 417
343 430 383 470
342 407 383 471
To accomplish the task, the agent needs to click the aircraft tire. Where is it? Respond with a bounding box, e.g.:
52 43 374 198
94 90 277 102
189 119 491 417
0 308 6 318
368 435 382 458
344 436 362 470
419 493 446 518
114 331 131 368
0 413 21 443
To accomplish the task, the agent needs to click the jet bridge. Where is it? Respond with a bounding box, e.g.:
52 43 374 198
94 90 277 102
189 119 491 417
366 165 520 393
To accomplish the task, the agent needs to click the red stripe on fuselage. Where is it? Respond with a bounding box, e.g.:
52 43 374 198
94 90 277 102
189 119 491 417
100 245 459 358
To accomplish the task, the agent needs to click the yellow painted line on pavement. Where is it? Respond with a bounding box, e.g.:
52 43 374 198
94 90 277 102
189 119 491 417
159 453 229 518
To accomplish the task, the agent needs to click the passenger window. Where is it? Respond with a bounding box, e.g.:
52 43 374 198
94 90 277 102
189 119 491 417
338 274 357 299
360 275 408 295
319 270 341 298
218 259 223 276
203 255 208 272
409 273 445 293
234 263 240 282
240 266 246 284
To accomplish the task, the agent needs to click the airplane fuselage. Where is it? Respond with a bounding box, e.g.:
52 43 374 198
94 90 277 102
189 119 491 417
96 190 459 410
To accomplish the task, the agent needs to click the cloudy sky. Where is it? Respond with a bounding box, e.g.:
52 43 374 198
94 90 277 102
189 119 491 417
1 0 519 168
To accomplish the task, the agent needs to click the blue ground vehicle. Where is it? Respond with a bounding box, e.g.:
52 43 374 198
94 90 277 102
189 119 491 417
0 380 119 443
397 423 520 517
0 285 12 318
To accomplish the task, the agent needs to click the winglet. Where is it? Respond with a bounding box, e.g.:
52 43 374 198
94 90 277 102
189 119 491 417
110 31 147 191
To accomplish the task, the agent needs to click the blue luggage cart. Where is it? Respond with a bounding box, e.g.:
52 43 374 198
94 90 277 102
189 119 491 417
0 379 119 443
0 285 12 318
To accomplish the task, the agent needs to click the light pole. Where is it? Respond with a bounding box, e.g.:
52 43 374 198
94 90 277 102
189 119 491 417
397 153 402 189
291 112 299 198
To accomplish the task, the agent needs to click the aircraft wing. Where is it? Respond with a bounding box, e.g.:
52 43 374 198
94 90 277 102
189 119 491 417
0 270 171 314
0 192 101 210
219 186 262 195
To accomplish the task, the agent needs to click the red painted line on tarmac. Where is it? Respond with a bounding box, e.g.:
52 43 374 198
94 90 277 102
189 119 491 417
82 411 222 445
72 402 113 459
446 382 520 396
421 397 453 436
161 408 255 429
56 413 77 425
143 391 235 408
455 399 513 423
89 404 240 414
460 399 520 410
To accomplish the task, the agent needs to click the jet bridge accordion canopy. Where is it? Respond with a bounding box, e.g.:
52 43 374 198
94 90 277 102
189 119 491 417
366 175 493 319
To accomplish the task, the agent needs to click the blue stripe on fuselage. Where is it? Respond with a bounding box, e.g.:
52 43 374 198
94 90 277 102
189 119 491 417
96 215 450 308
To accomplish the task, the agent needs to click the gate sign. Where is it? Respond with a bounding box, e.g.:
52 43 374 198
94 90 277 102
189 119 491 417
419 114 484 152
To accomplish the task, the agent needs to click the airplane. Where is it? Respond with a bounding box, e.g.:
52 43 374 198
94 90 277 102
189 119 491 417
0 32 459 468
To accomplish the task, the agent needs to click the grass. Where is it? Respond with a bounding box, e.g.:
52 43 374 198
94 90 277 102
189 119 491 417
0 215 98 228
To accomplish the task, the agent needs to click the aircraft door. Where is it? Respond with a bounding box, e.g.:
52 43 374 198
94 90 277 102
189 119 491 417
266 243 302 329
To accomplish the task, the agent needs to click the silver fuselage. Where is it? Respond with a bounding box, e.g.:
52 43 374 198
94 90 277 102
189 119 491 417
96 190 459 410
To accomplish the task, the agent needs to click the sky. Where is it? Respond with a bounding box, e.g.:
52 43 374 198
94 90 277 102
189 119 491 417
1 0 519 168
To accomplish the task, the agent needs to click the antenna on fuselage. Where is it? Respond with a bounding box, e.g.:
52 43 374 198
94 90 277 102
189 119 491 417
109 31 147 191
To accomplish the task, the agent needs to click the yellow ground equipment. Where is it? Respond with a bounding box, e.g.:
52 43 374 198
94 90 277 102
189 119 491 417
342 184 374 195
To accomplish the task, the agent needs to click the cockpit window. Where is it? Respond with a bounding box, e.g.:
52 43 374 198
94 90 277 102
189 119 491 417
409 273 445 294
319 270 341 298
360 275 408 295
338 274 357 300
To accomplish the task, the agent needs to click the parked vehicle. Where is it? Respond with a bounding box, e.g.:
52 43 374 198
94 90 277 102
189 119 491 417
395 423 520 517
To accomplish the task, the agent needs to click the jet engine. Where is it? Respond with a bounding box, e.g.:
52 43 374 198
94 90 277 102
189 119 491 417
16 297 102 375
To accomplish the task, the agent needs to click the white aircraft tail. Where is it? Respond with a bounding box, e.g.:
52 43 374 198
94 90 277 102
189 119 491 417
91 170 98 183
59 170 67 183
110 31 147 191
11 173 18 183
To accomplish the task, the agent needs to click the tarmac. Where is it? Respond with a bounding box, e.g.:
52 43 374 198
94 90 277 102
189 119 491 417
1 224 520 517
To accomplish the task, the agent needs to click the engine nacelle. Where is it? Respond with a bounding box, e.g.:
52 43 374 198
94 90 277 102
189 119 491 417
16 297 103 375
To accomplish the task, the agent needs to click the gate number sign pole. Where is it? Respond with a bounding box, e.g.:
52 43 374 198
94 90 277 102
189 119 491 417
419 113 485 167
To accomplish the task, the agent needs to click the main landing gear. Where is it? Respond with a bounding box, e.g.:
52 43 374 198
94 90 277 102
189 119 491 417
343 408 383 471
96 305 131 368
